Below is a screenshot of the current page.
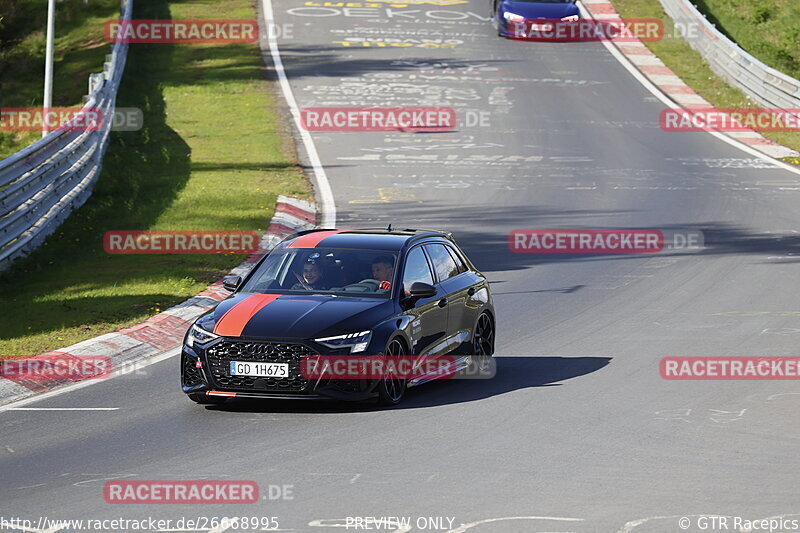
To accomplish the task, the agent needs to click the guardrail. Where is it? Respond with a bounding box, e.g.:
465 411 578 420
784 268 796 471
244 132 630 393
0 0 133 272
658 0 800 110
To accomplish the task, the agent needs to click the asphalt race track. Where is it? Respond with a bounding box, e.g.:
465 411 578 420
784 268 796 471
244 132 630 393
2 0 800 531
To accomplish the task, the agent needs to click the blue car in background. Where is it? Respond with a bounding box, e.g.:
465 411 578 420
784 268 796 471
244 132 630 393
492 0 580 38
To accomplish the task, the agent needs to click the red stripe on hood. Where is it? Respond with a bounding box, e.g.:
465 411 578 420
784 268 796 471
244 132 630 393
287 230 341 248
213 294 281 337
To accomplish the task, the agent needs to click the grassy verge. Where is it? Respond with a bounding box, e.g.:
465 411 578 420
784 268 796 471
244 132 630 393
692 0 799 81
0 0 123 157
611 0 800 165
0 0 310 355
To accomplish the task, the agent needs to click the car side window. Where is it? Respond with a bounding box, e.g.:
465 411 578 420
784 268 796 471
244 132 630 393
402 246 434 293
445 245 468 275
425 244 460 282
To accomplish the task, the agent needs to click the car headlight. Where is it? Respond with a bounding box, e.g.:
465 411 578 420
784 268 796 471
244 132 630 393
561 14 579 21
187 324 219 348
315 331 372 353
503 12 524 22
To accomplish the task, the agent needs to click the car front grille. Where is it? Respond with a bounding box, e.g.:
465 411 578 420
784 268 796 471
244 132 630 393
206 341 316 392
182 353 203 387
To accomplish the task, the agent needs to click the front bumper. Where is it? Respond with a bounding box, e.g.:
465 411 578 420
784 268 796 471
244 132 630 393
499 17 582 40
181 338 381 401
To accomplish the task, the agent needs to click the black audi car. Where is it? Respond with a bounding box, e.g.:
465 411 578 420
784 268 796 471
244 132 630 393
181 228 495 405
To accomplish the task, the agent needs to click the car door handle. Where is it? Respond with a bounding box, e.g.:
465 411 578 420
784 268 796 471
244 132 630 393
438 298 448 308
467 287 476 296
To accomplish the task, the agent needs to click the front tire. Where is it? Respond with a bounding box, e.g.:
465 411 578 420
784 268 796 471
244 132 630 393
377 338 408 406
492 15 502 36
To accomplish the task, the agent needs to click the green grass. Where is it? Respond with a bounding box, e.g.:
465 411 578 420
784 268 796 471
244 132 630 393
692 0 800 81
0 0 310 355
0 0 124 157
611 0 800 165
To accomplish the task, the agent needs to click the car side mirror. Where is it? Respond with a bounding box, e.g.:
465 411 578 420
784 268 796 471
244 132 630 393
407 281 437 299
222 275 242 292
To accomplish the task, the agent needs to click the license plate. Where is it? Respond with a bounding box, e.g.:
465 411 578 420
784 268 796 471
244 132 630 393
530 23 553 31
229 361 289 378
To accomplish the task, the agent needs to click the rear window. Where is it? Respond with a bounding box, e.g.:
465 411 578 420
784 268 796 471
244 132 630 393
445 245 468 275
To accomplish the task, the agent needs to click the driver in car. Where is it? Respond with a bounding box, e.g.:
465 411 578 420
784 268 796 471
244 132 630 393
291 260 330 291
371 255 394 290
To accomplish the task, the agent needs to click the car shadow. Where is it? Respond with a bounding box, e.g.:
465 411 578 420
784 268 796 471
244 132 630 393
207 355 611 413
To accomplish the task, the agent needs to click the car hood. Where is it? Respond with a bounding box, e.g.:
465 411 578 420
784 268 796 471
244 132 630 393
196 293 394 340
502 1 578 19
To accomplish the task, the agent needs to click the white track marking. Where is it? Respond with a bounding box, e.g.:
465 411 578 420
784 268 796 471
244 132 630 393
449 516 584 532
0 348 178 413
308 518 411 532
72 473 137 487
260 0 336 227
8 408 119 411
576 1 800 177
767 392 800 401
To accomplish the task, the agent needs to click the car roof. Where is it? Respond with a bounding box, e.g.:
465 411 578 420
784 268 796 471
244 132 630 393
277 228 453 252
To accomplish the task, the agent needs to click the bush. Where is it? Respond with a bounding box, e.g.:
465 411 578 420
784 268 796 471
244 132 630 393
0 0 44 51
1 1 118 51
0 0 18 44
747 2 770 24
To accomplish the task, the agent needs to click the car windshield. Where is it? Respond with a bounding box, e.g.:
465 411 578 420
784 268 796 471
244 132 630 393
240 247 399 298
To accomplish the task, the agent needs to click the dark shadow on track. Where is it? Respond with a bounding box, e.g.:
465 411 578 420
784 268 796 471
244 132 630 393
341 200 800 273
206 355 612 413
